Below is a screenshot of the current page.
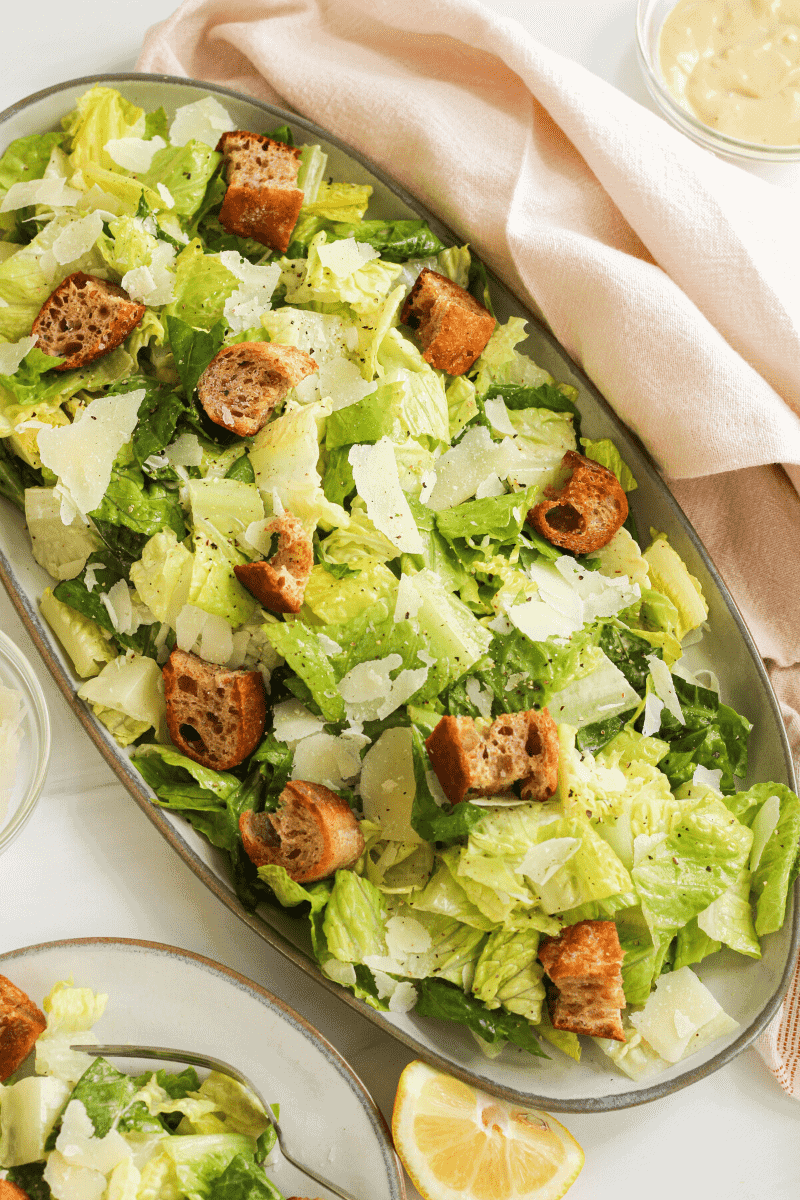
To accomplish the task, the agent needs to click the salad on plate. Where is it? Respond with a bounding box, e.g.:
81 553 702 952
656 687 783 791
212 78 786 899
0 975 280 1200
0 84 798 1082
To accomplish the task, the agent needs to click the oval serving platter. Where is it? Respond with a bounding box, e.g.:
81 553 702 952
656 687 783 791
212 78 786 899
0 936 406 1200
0 73 797 1114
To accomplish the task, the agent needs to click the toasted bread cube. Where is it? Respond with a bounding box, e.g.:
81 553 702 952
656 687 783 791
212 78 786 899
216 130 304 253
234 512 312 614
162 649 266 771
424 709 559 806
197 341 317 438
31 272 145 372
539 920 626 1042
0 1181 34 1199
240 780 365 883
0 974 46 1082
400 268 496 375
528 450 628 555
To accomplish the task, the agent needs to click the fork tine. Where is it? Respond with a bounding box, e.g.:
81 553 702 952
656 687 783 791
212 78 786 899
75 1044 362 1200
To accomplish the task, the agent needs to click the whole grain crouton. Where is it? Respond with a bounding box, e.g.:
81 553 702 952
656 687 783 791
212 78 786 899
234 512 313 614
162 649 266 771
197 341 317 438
400 268 496 375
539 920 626 1042
240 780 365 883
31 272 145 371
216 131 304 253
0 1181 33 1199
0 974 46 1082
424 709 559 806
528 450 628 555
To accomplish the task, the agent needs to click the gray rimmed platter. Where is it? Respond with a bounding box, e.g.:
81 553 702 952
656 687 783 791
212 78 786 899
0 73 796 1114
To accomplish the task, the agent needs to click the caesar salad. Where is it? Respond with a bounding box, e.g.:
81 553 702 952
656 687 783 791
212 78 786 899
0 975 280 1199
0 85 798 1081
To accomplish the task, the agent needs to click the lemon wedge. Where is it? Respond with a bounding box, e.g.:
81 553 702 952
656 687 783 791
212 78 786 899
391 1061 584 1200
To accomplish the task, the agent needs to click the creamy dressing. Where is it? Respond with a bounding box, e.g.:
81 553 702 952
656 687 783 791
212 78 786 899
659 0 800 144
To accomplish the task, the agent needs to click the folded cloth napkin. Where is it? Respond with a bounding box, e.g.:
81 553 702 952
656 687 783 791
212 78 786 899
137 0 800 1090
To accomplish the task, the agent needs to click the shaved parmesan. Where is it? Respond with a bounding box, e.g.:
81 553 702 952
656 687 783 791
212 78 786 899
104 135 166 172
294 354 374 410
77 655 166 733
465 676 494 720
692 764 723 792
349 438 424 554
0 335 37 376
647 654 684 723
360 727 419 841
272 698 326 746
53 212 105 265
388 981 418 1013
219 251 281 333
475 472 505 499
316 237 379 277
750 793 782 872
338 653 428 724
43 1149 106 1200
506 598 577 643
290 730 366 790
55 1099 131 1174
386 914 432 957
122 241 176 306
484 395 516 435
168 96 236 148
37 390 144 518
642 692 665 737
0 177 82 212
157 182 175 208
629 967 736 1063
165 432 203 468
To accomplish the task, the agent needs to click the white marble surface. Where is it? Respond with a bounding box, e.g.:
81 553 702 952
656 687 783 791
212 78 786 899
2 3 799 1198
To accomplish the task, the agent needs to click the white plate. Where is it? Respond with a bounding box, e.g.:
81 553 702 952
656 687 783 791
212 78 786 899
0 73 797 1114
0 937 405 1200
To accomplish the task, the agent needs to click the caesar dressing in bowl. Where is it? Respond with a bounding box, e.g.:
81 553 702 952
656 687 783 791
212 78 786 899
637 0 800 160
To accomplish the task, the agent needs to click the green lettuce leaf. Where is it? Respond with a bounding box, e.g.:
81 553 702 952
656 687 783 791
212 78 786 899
414 977 548 1057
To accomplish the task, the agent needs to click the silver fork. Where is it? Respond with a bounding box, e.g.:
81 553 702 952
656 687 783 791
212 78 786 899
75 1044 362 1200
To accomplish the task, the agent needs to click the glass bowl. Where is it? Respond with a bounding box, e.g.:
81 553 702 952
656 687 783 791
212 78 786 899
636 0 800 162
0 628 51 855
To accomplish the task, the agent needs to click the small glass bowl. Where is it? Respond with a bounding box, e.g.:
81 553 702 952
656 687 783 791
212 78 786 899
0 629 51 855
636 0 800 162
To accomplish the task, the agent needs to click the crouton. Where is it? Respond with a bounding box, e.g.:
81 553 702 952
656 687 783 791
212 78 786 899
528 450 628 555
424 710 559 806
216 130 305 254
197 341 317 438
400 268 496 375
162 649 266 771
31 272 146 372
234 512 313 614
0 974 46 1082
0 1182 32 1200
239 780 365 883
539 920 626 1042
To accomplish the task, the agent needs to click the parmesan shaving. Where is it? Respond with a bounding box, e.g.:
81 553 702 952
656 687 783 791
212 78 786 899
104 135 166 173
168 97 236 148
37 390 144 518
348 438 424 554
0 335 38 376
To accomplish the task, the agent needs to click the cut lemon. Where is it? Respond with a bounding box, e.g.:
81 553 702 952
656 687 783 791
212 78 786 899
392 1061 584 1200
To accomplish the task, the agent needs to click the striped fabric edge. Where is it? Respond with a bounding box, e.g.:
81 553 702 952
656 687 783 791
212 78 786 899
755 949 800 1098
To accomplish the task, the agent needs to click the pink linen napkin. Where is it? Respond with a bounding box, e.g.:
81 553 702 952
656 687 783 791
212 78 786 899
137 0 800 1092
